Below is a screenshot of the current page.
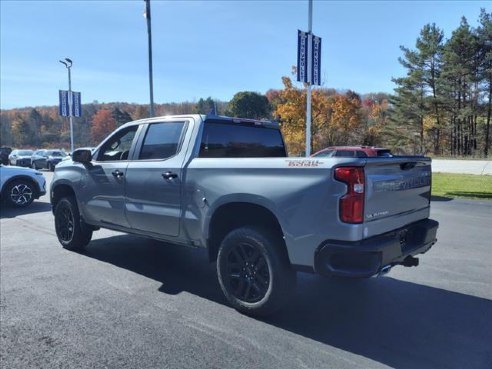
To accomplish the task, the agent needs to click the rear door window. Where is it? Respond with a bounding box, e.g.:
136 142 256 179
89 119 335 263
138 121 186 160
199 122 286 158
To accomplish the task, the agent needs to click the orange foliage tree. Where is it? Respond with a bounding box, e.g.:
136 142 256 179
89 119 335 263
273 77 332 155
91 109 116 144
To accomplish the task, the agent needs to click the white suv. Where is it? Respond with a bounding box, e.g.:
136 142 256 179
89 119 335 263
0 165 46 207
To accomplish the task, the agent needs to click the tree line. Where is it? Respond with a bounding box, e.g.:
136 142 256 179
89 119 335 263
1 9 490 157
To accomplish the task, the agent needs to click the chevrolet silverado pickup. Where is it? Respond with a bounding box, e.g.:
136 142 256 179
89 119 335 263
51 114 438 315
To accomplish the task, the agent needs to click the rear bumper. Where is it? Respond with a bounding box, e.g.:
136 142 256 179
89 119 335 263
314 218 439 278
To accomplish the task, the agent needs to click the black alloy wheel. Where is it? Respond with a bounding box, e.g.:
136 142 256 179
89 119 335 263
225 242 270 303
54 196 92 251
55 202 75 244
217 227 295 316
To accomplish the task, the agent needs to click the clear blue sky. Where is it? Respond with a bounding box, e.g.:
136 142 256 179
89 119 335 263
1 0 489 109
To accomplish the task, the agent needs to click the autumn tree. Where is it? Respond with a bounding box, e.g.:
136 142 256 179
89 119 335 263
112 107 133 126
0 113 13 146
91 109 116 144
11 116 32 147
325 91 363 146
274 77 333 155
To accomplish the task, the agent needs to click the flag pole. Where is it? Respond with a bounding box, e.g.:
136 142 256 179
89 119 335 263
305 0 313 157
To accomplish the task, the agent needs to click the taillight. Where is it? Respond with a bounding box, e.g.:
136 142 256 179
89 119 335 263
335 167 365 223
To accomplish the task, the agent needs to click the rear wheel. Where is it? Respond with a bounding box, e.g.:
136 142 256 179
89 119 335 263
54 196 92 251
217 226 295 316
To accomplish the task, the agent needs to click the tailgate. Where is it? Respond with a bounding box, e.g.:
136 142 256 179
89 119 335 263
364 157 432 223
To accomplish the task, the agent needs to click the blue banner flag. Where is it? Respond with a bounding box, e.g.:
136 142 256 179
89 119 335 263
297 30 308 83
312 34 322 86
71 91 82 117
59 90 82 117
59 90 69 117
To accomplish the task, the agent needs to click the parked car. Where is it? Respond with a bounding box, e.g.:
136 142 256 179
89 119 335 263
51 114 438 316
8 149 34 167
31 149 67 171
312 146 393 158
0 147 12 165
0 165 46 207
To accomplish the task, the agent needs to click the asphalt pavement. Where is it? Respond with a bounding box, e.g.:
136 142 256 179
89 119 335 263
1 171 491 369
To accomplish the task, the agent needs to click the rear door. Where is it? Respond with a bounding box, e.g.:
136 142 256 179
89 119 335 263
125 120 188 237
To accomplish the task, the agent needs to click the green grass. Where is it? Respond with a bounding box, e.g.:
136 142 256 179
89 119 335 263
432 173 492 200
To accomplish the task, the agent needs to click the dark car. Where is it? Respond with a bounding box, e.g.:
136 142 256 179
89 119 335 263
0 147 12 165
8 149 34 167
312 145 392 158
31 149 67 171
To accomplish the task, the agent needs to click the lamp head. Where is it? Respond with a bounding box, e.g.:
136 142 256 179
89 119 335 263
59 58 72 68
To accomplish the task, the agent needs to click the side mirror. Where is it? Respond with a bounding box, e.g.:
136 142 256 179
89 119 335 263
72 149 92 164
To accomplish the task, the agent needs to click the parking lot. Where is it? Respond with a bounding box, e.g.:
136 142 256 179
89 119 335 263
1 171 491 369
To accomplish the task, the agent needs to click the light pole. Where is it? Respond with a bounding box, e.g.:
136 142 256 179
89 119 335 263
59 58 74 153
305 0 313 157
144 0 155 117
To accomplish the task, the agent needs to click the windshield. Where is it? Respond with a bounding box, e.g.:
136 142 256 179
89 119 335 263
47 151 66 157
18 150 33 156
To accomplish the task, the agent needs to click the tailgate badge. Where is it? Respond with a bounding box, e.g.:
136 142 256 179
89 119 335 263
366 210 389 219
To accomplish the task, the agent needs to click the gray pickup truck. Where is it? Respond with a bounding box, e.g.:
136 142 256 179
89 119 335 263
51 114 438 315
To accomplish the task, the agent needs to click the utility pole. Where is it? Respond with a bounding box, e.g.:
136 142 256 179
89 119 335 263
144 0 155 117
59 58 74 153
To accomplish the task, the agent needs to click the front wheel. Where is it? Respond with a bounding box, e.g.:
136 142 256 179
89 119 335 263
54 196 92 251
217 227 296 316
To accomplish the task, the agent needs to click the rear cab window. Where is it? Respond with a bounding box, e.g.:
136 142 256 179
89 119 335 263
199 121 287 158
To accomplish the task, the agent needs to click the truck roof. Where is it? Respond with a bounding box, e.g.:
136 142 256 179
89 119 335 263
126 114 280 130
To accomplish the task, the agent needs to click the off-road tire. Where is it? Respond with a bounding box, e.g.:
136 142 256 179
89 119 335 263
54 196 92 251
217 226 296 316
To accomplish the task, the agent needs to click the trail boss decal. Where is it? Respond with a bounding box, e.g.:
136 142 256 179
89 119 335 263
286 159 323 167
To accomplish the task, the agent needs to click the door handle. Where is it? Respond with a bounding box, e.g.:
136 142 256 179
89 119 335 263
162 171 178 180
112 170 124 178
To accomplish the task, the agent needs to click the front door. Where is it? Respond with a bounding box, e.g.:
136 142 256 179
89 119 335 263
80 125 138 229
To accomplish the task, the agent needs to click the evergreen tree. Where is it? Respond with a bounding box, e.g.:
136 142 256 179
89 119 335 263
227 92 271 120
391 23 445 154
194 97 216 115
477 9 492 157
441 17 480 155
